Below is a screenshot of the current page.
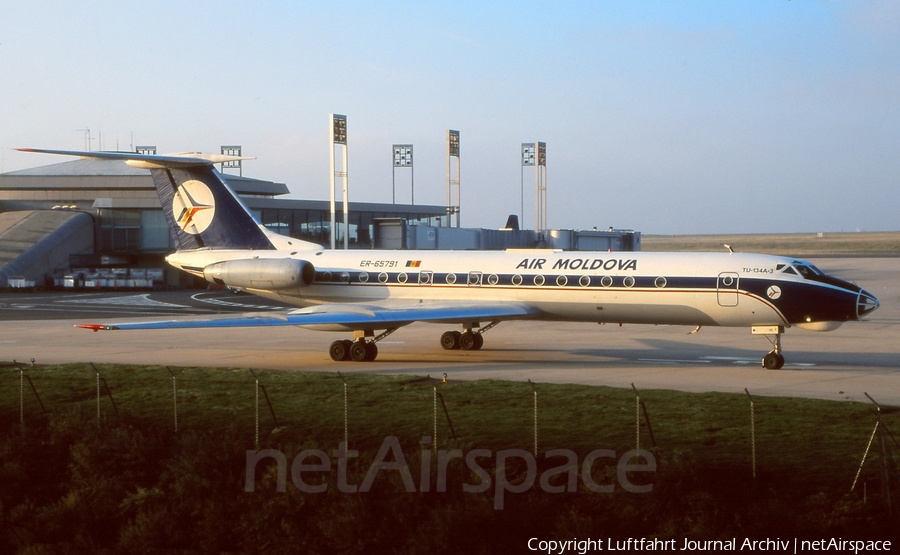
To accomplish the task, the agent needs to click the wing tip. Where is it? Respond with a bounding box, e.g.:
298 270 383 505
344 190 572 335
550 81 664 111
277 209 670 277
76 324 118 332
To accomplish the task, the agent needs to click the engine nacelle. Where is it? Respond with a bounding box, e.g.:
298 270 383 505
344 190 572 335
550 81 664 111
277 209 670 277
203 258 315 290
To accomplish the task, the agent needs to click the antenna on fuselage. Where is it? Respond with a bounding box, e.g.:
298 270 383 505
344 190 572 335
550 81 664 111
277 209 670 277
723 244 735 254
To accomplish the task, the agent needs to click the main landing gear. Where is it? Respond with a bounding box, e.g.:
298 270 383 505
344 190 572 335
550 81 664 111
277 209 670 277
440 321 499 351
753 325 785 370
329 329 397 362
328 322 500 362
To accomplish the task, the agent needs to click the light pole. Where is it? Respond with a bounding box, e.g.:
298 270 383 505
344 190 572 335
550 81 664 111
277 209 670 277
446 130 460 227
329 114 349 249
392 144 413 204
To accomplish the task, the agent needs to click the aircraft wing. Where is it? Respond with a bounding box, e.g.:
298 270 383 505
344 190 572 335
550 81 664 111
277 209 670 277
76 302 537 332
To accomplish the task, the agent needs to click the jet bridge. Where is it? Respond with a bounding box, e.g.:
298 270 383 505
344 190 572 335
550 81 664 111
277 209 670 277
0 210 94 288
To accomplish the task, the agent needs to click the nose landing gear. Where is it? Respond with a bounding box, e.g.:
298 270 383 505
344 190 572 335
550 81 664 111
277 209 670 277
762 351 785 370
753 326 785 370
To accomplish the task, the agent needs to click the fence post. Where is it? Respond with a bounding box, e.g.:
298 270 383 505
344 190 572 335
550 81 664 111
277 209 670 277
99 377 119 416
338 372 348 449
433 385 439 451
630 384 657 448
631 383 640 451
864 392 894 515
20 366 25 429
248 369 260 448
852 421 880 492
428 375 458 443
16 361 52 427
91 362 100 427
249 369 280 428
166 367 178 433
745 388 756 480
528 379 537 457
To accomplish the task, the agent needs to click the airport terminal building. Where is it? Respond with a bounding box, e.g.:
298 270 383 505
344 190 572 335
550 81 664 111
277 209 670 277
0 156 447 287
0 155 639 288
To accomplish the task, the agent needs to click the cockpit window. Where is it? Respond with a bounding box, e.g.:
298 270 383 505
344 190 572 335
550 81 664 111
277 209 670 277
782 266 798 276
794 263 824 279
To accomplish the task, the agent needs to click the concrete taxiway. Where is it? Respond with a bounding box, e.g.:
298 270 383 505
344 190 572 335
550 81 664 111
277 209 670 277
1 258 898 405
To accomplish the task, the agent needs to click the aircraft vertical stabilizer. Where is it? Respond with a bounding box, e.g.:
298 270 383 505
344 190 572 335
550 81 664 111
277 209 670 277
16 148 277 251
149 165 274 250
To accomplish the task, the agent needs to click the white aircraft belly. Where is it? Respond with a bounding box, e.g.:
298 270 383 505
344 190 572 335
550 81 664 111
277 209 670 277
268 282 783 328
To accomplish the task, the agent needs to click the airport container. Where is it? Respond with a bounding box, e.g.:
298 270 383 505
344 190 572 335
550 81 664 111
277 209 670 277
7 277 36 289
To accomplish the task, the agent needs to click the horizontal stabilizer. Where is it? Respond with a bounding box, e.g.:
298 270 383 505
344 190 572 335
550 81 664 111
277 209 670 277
15 148 253 169
19 147 274 251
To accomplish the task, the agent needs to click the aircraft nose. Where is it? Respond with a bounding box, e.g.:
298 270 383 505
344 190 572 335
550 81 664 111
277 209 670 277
857 289 880 318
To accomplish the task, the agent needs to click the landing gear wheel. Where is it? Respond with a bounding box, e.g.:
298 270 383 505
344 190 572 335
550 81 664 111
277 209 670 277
329 340 352 361
350 340 370 362
458 331 484 350
763 352 785 370
472 333 484 350
364 342 378 361
441 331 462 350
755 326 785 370
459 332 475 350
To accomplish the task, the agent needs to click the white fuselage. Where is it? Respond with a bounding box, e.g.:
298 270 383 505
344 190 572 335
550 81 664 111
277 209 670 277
168 246 844 330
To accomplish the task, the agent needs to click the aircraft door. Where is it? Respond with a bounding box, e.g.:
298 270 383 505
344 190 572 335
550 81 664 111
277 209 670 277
717 272 739 307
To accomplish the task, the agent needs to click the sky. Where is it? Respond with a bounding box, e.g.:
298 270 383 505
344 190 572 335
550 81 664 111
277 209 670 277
1 1 898 234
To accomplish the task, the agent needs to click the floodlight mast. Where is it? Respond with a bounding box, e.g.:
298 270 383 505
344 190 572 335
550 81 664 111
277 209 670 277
446 130 460 228
392 144 414 205
521 142 546 232
536 142 547 232
521 143 535 229
329 114 349 249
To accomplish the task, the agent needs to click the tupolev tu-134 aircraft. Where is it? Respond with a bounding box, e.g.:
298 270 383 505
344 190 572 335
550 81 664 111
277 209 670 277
19 148 880 369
